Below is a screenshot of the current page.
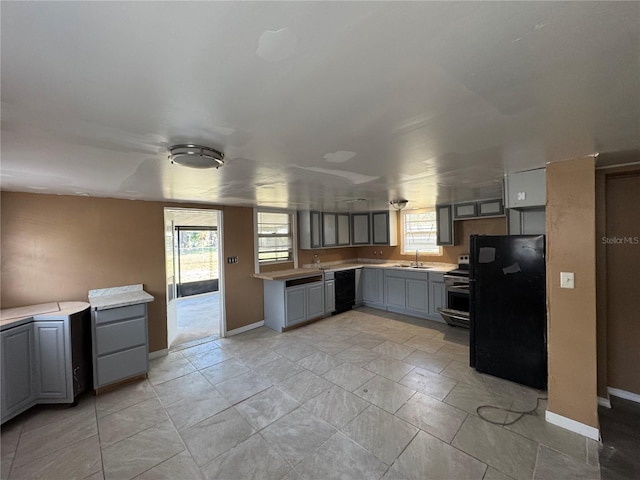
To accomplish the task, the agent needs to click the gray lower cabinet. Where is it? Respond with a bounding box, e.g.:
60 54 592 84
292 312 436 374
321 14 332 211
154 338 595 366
1 305 90 424
324 279 336 314
92 303 149 389
306 283 325 320
384 276 406 310
354 269 363 306
33 321 68 400
285 286 306 326
362 268 384 306
383 270 430 318
363 269 447 322
406 279 429 317
1 323 36 422
264 276 325 332
428 276 446 320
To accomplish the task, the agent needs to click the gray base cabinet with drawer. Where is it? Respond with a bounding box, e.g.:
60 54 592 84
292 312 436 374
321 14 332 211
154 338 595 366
91 303 149 389
264 275 325 332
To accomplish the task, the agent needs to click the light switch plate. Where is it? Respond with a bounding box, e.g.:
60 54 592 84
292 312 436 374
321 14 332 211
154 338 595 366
560 272 574 289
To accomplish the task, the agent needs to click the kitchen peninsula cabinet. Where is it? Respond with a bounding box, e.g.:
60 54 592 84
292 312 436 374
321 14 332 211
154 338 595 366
263 274 325 332
88 285 154 390
0 302 92 424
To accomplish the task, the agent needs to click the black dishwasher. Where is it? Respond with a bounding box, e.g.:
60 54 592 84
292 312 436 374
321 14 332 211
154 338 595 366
334 269 355 313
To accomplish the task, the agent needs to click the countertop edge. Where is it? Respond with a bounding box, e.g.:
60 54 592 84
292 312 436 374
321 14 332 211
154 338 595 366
1 301 91 331
89 291 154 311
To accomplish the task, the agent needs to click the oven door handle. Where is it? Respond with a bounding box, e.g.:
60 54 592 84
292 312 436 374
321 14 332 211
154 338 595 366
447 286 469 294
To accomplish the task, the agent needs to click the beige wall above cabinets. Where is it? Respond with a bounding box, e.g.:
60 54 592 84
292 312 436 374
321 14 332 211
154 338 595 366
546 156 598 433
0 192 264 352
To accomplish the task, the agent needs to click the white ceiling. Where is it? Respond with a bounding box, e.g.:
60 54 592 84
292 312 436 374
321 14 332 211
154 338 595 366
2 2 639 211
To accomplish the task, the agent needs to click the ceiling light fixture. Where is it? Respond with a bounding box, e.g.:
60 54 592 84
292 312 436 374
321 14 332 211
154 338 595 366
390 199 409 211
168 144 225 169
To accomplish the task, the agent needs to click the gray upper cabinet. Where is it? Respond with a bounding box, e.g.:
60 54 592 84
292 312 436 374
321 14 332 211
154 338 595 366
505 168 546 209
436 204 454 246
477 199 504 216
336 214 350 246
371 211 398 246
322 213 337 247
298 211 322 249
453 202 477 219
1 323 36 422
453 199 504 220
351 213 371 245
301 210 395 248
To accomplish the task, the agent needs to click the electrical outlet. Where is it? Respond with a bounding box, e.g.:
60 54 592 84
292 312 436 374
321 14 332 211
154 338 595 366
560 272 574 289
373 251 377 255
517 192 526 201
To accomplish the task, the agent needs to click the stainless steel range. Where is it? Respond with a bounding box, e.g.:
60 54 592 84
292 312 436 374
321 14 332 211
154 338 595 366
438 254 470 328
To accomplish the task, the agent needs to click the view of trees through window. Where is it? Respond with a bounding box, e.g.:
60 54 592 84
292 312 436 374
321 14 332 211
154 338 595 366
177 228 218 283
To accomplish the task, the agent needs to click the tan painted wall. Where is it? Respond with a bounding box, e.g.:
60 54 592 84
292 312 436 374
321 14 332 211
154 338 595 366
604 172 640 395
221 206 265 331
0 192 263 352
357 215 507 262
595 172 609 398
546 157 598 428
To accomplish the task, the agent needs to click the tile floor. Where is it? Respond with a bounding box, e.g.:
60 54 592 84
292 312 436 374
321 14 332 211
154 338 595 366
173 292 219 347
1 307 602 480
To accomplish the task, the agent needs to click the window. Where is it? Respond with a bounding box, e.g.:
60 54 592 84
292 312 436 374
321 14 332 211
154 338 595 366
256 211 294 263
401 209 441 255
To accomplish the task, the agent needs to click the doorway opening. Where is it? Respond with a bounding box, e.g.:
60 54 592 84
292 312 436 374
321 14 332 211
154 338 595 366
164 208 225 349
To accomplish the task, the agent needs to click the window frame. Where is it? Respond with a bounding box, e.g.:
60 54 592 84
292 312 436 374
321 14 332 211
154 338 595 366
400 208 442 256
254 208 298 270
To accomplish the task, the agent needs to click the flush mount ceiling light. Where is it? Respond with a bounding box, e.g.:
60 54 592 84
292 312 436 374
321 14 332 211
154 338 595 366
390 199 409 211
168 144 224 169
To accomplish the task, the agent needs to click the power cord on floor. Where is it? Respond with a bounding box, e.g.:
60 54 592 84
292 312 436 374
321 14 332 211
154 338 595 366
476 396 548 426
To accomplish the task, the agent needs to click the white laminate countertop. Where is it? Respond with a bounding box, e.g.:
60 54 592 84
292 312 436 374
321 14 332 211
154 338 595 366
0 301 90 330
88 284 154 310
252 268 324 281
253 261 456 281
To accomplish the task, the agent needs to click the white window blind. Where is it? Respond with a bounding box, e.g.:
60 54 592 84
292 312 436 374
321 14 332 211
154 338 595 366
402 209 440 254
257 212 293 263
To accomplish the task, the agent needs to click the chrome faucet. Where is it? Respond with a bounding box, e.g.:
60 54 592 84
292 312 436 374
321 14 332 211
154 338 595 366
414 249 421 267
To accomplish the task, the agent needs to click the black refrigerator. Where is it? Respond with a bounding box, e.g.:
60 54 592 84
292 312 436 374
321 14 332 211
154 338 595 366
469 235 547 390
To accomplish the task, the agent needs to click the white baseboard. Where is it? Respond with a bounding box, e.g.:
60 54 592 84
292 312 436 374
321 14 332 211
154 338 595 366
608 387 640 404
598 396 612 409
545 410 600 440
227 320 265 337
149 348 168 360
